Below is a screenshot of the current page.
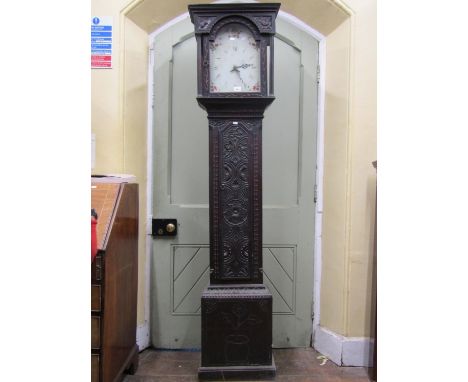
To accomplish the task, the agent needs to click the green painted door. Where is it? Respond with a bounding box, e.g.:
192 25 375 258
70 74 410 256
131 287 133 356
151 16 318 349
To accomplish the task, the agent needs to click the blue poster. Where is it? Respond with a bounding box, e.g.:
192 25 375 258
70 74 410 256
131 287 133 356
91 16 113 68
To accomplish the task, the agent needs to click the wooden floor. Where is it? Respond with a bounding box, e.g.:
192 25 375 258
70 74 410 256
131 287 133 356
123 348 374 382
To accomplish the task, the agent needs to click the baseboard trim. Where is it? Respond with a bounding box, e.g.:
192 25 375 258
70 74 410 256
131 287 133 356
136 322 150 351
313 325 374 367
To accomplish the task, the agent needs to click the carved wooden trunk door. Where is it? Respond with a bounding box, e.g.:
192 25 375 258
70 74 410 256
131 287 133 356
209 119 263 284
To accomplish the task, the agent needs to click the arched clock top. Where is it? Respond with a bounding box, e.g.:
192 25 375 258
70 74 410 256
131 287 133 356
189 3 280 35
193 13 275 35
208 16 262 41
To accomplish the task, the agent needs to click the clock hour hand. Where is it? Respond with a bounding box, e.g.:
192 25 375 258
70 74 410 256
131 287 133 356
231 63 252 72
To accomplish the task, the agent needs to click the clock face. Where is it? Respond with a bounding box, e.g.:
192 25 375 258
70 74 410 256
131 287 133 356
209 23 260 93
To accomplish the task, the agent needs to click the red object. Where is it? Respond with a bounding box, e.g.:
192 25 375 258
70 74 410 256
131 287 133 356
91 216 98 261
91 55 112 68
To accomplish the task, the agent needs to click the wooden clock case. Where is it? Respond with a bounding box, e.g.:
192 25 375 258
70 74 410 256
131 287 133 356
189 3 281 379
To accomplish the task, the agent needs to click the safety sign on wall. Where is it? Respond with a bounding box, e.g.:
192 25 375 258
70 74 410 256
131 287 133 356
91 16 113 68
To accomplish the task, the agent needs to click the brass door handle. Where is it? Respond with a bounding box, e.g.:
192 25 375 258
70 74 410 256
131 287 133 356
166 223 176 233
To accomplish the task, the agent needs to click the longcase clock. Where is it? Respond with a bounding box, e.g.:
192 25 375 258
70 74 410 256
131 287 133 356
188 3 280 379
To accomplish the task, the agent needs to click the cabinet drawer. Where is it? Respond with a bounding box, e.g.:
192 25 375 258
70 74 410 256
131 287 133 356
91 354 100 382
91 316 101 349
91 285 101 312
92 255 103 282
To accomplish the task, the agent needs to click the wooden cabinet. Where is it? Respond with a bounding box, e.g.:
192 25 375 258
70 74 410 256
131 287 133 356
91 179 139 382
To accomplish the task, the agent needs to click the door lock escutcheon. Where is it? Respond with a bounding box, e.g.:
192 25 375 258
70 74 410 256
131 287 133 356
152 219 178 237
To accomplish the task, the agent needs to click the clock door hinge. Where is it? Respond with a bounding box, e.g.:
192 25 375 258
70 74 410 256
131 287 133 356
314 184 318 203
316 64 320 84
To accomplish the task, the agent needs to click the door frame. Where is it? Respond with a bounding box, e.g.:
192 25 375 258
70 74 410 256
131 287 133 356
145 9 326 344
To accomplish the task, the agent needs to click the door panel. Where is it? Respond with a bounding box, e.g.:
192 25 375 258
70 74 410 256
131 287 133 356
172 246 209 314
263 246 296 313
170 37 209 206
263 38 301 207
151 16 318 348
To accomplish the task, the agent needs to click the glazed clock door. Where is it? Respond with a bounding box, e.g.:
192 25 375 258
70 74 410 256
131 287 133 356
151 16 318 348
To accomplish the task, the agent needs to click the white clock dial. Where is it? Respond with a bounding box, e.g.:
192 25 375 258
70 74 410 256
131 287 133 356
209 23 261 93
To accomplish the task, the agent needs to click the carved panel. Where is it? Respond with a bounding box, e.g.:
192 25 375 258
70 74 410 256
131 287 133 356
221 123 250 279
189 4 279 35
193 15 218 33
201 285 272 366
210 119 262 283
252 16 273 33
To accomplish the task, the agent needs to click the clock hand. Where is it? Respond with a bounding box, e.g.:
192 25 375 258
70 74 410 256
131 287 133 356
229 65 248 89
230 63 252 73
233 69 248 89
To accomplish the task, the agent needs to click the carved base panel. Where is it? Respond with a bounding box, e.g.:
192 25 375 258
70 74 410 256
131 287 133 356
199 284 275 376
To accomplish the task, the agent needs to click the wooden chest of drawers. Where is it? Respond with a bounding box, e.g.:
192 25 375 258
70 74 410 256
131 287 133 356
91 180 139 382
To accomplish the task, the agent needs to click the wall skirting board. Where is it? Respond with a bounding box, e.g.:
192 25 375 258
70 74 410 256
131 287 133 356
138 322 374 364
313 326 375 367
136 322 150 351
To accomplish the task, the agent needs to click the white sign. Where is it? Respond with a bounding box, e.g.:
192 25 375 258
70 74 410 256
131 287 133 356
91 16 113 68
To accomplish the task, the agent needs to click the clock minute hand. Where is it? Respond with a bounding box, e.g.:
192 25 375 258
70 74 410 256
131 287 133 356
233 69 247 89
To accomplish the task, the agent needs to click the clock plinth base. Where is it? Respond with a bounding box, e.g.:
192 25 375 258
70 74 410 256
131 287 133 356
199 285 275 378
198 357 276 380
